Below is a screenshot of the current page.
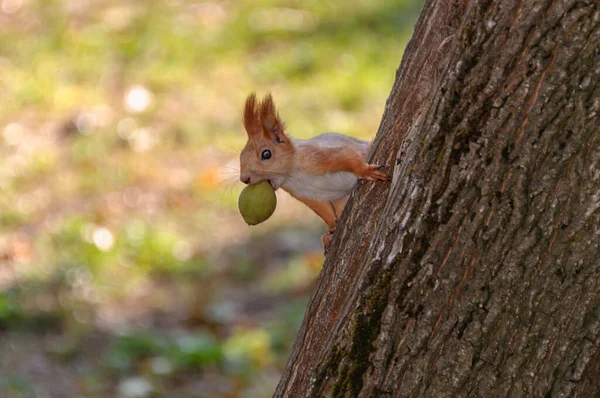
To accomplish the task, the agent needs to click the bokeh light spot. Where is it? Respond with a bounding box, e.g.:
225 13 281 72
93 227 115 252
124 85 153 114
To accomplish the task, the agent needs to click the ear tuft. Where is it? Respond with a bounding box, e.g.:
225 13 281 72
259 93 287 143
243 93 261 136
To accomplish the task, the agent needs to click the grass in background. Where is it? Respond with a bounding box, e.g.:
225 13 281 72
0 0 423 396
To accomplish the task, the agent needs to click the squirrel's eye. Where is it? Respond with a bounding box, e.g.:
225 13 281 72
261 149 272 160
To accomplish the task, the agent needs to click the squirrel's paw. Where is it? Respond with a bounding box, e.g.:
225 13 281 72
322 232 334 254
359 164 389 181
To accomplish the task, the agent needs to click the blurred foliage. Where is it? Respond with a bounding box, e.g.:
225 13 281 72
0 0 423 396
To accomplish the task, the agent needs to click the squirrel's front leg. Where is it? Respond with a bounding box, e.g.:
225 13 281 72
355 164 389 181
322 147 389 181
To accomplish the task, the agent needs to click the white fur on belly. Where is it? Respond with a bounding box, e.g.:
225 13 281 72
282 171 358 201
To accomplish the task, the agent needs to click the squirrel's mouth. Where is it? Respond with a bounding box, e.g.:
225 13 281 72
268 179 278 190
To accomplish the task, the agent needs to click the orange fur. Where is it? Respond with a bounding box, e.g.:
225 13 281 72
294 145 387 180
288 193 337 231
258 94 287 143
243 93 261 136
240 94 294 187
288 194 349 251
240 93 388 251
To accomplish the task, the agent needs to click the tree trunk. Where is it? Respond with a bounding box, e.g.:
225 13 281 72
275 0 600 397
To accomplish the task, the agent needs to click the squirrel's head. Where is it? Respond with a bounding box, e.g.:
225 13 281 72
240 93 295 190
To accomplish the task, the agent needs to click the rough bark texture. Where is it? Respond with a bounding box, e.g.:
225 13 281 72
275 0 600 397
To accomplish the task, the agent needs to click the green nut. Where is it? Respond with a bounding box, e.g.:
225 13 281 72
238 180 277 225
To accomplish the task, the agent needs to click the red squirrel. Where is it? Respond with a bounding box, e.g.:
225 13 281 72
240 93 388 249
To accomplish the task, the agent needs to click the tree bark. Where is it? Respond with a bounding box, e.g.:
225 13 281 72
275 0 600 397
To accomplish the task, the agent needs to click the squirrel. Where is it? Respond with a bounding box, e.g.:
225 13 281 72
239 93 388 251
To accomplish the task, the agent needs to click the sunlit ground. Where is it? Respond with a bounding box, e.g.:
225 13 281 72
0 0 423 396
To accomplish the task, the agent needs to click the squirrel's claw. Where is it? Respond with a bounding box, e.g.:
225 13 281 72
322 232 334 254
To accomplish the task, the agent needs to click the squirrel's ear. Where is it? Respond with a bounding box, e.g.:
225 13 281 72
243 93 261 137
259 94 287 144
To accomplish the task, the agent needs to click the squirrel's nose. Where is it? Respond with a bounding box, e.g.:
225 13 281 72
241 175 251 184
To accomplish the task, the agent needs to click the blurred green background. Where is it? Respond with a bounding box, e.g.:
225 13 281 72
0 0 423 396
